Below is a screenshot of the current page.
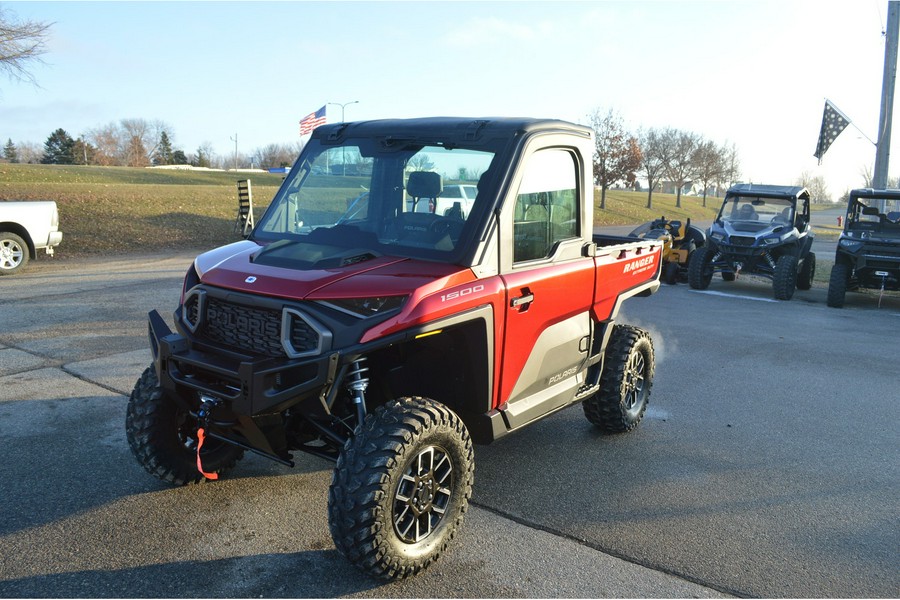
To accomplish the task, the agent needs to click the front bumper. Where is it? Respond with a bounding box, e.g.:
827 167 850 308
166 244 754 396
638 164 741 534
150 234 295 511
148 310 336 417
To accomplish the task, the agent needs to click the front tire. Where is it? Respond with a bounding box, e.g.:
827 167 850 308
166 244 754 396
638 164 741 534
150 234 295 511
773 254 798 300
663 261 679 285
583 325 654 433
797 252 816 290
688 245 714 290
126 366 244 485
329 397 474 580
0 231 29 275
827 261 850 308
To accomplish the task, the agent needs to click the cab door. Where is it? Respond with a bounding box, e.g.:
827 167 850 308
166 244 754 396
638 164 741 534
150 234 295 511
497 144 596 430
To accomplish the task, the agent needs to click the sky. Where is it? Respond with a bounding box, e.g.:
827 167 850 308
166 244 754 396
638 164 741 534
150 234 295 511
0 0 896 198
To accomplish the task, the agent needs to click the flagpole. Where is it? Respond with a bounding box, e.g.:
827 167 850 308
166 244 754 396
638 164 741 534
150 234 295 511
873 1 899 191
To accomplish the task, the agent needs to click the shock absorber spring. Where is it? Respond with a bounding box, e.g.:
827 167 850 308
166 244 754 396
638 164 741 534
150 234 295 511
346 357 370 424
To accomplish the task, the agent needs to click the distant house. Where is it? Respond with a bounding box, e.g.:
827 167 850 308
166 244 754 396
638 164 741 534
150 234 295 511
658 180 719 197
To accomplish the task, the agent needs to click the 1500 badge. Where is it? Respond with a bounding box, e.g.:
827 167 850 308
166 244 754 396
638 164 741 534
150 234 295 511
440 284 485 302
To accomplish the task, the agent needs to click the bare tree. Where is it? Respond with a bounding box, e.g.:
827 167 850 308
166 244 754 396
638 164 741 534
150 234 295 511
659 128 700 209
14 140 41 163
120 118 157 166
407 154 435 172
0 6 52 86
691 138 723 208
589 108 641 209
859 164 873 188
638 128 667 210
253 143 295 170
795 171 831 203
716 142 741 194
87 123 121 166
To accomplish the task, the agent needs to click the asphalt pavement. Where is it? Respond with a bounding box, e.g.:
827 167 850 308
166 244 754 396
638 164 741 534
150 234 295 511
0 248 897 598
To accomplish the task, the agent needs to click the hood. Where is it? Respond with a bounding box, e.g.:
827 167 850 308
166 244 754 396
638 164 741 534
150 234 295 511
193 240 473 301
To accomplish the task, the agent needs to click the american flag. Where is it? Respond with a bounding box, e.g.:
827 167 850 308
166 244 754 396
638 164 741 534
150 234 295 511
299 106 327 136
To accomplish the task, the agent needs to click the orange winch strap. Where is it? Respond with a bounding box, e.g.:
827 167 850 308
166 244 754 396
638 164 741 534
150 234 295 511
196 427 219 480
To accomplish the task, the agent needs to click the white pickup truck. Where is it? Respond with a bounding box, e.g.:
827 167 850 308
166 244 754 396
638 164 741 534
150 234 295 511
0 201 63 275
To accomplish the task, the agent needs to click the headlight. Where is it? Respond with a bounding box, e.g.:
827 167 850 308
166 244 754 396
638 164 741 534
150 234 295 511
710 232 725 241
180 262 201 303
839 239 863 250
321 296 407 318
762 237 781 245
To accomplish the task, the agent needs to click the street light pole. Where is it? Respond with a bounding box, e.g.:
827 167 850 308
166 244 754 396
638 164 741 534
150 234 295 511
327 101 359 175
327 100 359 123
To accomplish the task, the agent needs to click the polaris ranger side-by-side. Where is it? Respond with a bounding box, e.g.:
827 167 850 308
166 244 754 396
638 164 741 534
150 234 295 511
126 118 663 579
827 188 900 307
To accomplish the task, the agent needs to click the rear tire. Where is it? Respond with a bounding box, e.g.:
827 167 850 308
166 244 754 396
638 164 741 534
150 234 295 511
827 261 850 308
126 366 244 485
329 397 474 580
773 254 798 300
688 245 714 290
0 231 29 275
583 325 654 433
797 252 816 290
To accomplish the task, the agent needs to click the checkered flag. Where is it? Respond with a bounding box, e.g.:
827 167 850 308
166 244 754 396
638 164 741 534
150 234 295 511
814 99 851 165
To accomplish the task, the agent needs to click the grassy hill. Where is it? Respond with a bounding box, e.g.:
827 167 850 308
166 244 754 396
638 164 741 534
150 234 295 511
0 163 723 259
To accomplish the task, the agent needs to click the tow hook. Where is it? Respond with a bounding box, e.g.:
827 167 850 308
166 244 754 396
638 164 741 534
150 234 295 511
196 394 222 480
876 271 889 308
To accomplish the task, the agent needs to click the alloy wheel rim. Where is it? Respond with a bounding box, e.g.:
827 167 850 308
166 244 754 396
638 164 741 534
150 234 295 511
623 350 646 416
393 445 453 544
0 240 23 269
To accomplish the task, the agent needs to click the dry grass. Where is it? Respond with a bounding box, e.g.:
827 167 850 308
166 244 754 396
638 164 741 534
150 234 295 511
0 165 283 257
2 164 729 258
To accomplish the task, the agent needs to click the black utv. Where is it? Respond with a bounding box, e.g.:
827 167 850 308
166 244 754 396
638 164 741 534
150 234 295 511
827 188 900 308
688 184 815 300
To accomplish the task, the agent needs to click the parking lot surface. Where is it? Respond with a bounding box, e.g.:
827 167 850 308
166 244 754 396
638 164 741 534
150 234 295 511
0 250 897 598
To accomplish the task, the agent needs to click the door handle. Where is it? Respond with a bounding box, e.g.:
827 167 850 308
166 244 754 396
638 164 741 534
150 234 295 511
510 293 535 308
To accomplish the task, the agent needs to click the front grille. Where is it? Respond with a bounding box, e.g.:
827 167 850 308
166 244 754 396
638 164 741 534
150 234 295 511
730 236 755 246
182 288 327 359
205 298 284 357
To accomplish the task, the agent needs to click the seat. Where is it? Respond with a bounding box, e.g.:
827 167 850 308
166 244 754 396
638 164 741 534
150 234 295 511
523 192 550 221
407 171 442 213
773 207 792 225
234 180 254 236
737 204 758 220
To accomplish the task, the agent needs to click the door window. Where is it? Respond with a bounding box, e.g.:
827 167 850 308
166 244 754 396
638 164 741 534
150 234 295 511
513 149 579 263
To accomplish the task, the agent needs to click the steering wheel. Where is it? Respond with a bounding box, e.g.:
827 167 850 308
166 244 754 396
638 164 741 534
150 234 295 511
430 216 465 239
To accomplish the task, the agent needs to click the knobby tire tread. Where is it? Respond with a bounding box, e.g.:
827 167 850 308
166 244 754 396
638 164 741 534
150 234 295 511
328 397 474 580
583 325 654 433
126 366 243 486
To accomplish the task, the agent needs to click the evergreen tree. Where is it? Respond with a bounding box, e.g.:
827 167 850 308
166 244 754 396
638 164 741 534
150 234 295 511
41 128 76 164
154 131 174 165
4 138 18 163
72 138 96 165
192 146 211 168
172 149 188 165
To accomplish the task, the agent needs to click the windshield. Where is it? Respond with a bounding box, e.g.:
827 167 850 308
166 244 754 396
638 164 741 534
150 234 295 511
848 197 900 228
719 195 793 225
253 140 495 263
